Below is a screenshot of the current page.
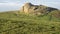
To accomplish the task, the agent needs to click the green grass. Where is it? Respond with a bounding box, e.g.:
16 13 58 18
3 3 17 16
0 11 60 34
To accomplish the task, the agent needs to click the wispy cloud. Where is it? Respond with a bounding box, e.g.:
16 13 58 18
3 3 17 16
0 2 20 6
0 0 21 11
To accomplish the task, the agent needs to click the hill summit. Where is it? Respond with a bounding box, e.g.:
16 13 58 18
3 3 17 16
0 3 60 34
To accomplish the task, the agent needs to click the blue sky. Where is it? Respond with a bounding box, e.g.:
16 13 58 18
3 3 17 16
0 0 60 11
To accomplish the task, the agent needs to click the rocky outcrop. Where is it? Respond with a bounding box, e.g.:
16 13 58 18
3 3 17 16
20 3 58 15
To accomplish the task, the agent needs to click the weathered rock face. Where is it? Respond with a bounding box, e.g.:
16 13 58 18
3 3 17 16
20 3 58 15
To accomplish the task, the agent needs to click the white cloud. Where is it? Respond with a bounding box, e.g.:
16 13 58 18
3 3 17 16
0 2 20 6
41 2 60 9
0 2 21 11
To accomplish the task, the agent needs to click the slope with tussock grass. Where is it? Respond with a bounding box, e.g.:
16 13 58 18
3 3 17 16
0 10 60 34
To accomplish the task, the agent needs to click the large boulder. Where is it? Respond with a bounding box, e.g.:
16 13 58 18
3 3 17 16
20 3 58 15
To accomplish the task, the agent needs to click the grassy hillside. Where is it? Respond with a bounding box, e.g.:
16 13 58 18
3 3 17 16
0 11 60 34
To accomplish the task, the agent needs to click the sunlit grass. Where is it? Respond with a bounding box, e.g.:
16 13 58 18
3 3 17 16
0 11 60 34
